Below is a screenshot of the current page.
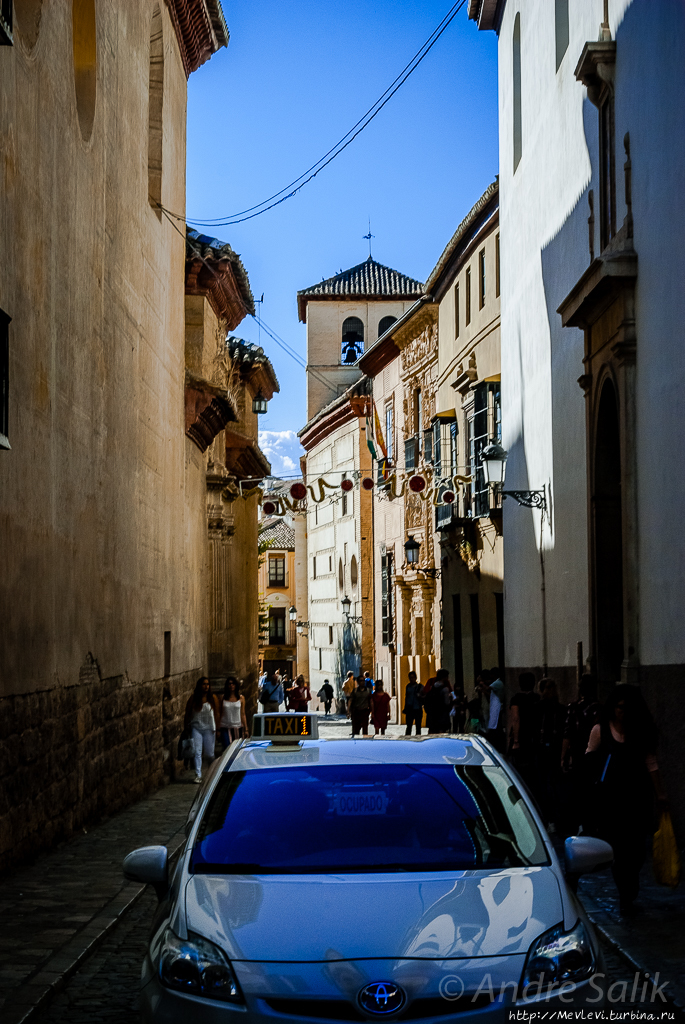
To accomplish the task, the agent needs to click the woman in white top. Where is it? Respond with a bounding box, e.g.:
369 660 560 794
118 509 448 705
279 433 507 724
220 677 248 749
183 677 219 784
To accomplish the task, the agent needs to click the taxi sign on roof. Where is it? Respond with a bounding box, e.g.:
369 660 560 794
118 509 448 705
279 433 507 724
252 713 319 742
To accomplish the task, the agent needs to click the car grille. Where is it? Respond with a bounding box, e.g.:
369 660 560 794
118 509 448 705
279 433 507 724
265 993 493 1020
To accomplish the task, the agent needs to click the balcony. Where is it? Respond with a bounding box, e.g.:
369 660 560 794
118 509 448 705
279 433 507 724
264 625 297 648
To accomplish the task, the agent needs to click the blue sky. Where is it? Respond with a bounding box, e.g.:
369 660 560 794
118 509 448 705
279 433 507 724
186 1 499 476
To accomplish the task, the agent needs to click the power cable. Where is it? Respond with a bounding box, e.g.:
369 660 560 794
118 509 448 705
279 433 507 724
162 0 466 227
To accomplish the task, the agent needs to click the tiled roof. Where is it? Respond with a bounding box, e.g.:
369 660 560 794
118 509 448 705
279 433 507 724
187 228 255 317
226 336 279 393
297 257 423 322
166 0 229 78
260 517 295 551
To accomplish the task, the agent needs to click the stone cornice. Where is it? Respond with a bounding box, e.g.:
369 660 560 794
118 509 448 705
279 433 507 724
186 251 251 332
165 0 228 78
557 247 637 330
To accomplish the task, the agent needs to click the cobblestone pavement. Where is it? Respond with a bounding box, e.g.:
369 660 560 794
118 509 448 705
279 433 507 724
0 776 197 1024
578 862 685 1013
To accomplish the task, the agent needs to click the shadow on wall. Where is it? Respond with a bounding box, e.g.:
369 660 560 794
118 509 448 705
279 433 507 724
334 623 361 694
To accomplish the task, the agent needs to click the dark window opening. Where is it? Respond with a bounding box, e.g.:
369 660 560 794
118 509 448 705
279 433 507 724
513 13 522 172
479 249 486 309
381 552 393 646
555 0 569 71
148 3 164 215
0 309 10 449
469 594 482 683
465 268 472 325
423 427 433 465
269 556 286 586
328 625 333 645
269 608 286 644
163 631 171 677
453 595 464 690
378 315 397 338
599 95 616 251
454 281 460 338
495 234 501 298
341 316 364 364
385 404 394 462
404 436 417 471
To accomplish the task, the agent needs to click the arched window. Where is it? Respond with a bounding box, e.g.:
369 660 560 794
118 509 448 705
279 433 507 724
341 317 364 364
350 555 358 589
148 3 164 215
378 315 397 339
513 12 522 172
555 0 569 71
72 0 97 142
15 0 43 51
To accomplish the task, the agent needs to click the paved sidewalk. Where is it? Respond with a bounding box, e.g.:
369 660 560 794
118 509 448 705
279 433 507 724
578 860 685 1013
0 777 196 1024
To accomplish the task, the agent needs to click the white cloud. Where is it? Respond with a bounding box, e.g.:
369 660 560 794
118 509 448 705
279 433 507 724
259 429 304 477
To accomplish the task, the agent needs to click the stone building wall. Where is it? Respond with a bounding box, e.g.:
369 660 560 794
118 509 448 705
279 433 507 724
0 3 222 871
0 662 196 873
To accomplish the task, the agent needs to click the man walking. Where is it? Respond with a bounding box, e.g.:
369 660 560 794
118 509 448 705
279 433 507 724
348 676 371 736
259 672 284 713
403 671 424 735
318 678 334 716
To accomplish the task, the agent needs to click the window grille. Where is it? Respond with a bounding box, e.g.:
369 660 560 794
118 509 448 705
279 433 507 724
404 436 417 471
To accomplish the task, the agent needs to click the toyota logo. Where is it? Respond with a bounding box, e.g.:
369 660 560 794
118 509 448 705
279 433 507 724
358 981 406 1016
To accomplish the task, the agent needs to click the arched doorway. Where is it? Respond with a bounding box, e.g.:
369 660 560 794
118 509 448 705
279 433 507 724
592 378 624 685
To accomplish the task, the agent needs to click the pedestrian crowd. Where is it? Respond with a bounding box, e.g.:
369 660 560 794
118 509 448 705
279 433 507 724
180 663 672 915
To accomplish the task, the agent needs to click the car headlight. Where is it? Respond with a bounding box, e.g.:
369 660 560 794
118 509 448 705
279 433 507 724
158 928 243 1003
521 920 595 994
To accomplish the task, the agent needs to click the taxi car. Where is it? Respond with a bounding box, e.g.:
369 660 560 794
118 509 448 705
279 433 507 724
123 713 612 1023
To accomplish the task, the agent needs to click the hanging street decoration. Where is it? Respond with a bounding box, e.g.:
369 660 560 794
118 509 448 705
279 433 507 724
257 466 472 516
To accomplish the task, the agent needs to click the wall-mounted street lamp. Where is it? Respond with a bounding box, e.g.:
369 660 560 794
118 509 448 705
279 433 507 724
341 595 362 624
252 390 268 415
404 536 421 565
296 619 309 636
481 440 546 511
289 605 297 622
403 535 440 577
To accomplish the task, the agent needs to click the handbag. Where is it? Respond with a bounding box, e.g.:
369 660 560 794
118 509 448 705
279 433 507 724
177 727 195 761
653 811 681 888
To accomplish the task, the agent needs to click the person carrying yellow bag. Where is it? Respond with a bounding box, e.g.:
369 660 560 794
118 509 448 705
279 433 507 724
653 810 682 889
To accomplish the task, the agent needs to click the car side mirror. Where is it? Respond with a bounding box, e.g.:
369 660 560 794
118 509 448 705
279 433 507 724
123 845 169 901
564 835 613 877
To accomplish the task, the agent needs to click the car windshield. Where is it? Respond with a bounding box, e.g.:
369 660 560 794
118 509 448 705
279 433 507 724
191 763 548 873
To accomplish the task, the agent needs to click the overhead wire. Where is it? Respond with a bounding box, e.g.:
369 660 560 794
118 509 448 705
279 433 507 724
161 0 467 228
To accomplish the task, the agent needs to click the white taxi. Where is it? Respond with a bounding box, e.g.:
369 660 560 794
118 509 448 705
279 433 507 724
124 713 612 1022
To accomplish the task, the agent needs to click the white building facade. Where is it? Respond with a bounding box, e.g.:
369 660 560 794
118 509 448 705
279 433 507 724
470 0 685 830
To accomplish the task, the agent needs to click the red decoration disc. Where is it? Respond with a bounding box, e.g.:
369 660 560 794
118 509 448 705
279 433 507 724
341 478 354 492
409 475 426 493
361 477 374 490
262 500 276 515
442 490 456 504
290 482 307 500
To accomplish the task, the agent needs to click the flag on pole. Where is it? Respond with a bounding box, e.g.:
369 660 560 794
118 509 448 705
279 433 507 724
365 414 377 459
373 401 388 461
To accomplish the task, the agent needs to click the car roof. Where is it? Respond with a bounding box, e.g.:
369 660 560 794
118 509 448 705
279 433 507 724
229 736 497 772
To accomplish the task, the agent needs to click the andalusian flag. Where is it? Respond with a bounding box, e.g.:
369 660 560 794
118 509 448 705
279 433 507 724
373 401 388 461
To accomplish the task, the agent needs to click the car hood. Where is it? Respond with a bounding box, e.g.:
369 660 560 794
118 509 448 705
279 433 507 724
184 867 562 963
